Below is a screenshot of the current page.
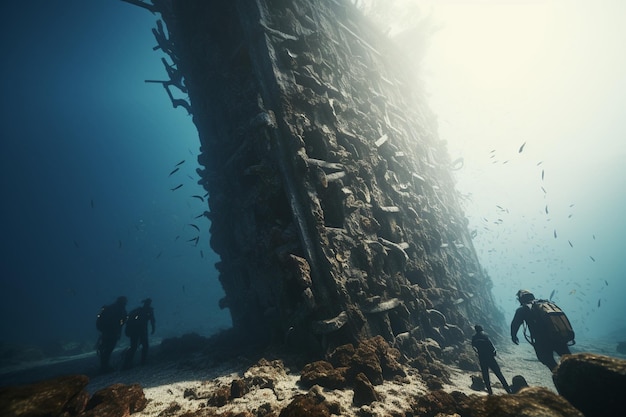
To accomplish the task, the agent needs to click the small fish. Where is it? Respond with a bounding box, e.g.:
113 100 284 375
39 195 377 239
188 236 199 246
203 192 209 198
568 240 573 247
174 235 180 241
169 167 179 176
541 169 545 180
554 229 557 238
118 240 122 249
73 240 80 248
537 161 543 166
545 205 549 214
90 199 94 208
156 251 162 259
170 184 183 191
568 214 572 218
589 256 596 262
541 186 547 194
200 250 204 258
569 289 576 295
502 160 509 164
592 234 596 240
191 195 204 202
194 213 204 219
490 149 496 154
188 223 200 232
175 159 185 166
597 299 601 308
518 142 526 153
605 280 609 286
182 285 185 293
549 289 555 300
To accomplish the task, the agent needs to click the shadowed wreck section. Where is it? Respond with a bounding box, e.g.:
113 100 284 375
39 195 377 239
128 0 504 354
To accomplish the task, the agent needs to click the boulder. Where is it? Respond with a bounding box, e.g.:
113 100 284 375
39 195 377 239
352 372 380 406
411 389 461 417
83 382 147 417
300 360 347 389
553 352 626 417
466 386 583 417
326 343 355 368
230 378 249 399
279 391 341 417
0 374 89 417
206 385 231 407
509 375 529 394
348 336 405 385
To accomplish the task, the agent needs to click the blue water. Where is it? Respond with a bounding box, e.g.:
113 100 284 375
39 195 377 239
0 0 231 350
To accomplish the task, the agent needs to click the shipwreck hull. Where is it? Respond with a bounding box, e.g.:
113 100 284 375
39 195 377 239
135 0 503 353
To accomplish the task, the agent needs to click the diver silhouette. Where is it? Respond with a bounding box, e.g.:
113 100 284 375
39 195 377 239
510 289 573 371
96 296 127 373
122 298 156 369
472 324 511 394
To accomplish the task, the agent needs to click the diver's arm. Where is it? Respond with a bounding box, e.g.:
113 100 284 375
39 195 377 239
510 308 524 344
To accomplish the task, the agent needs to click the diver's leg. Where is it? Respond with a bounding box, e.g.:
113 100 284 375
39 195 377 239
140 330 149 365
490 358 511 393
534 341 558 371
479 359 492 394
100 336 115 372
123 335 139 369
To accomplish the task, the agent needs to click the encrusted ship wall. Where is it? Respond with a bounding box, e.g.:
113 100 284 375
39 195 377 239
130 0 504 353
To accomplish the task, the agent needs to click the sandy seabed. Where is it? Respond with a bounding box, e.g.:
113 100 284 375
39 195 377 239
1 337 623 416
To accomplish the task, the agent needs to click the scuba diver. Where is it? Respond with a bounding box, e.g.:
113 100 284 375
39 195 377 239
122 298 156 369
510 289 574 371
472 324 511 394
96 296 128 373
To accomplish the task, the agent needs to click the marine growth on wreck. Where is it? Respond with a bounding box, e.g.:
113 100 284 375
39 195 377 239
124 0 504 355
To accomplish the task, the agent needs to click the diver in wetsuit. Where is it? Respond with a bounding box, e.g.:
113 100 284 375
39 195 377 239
472 325 511 394
96 296 127 373
510 289 572 371
122 298 155 369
